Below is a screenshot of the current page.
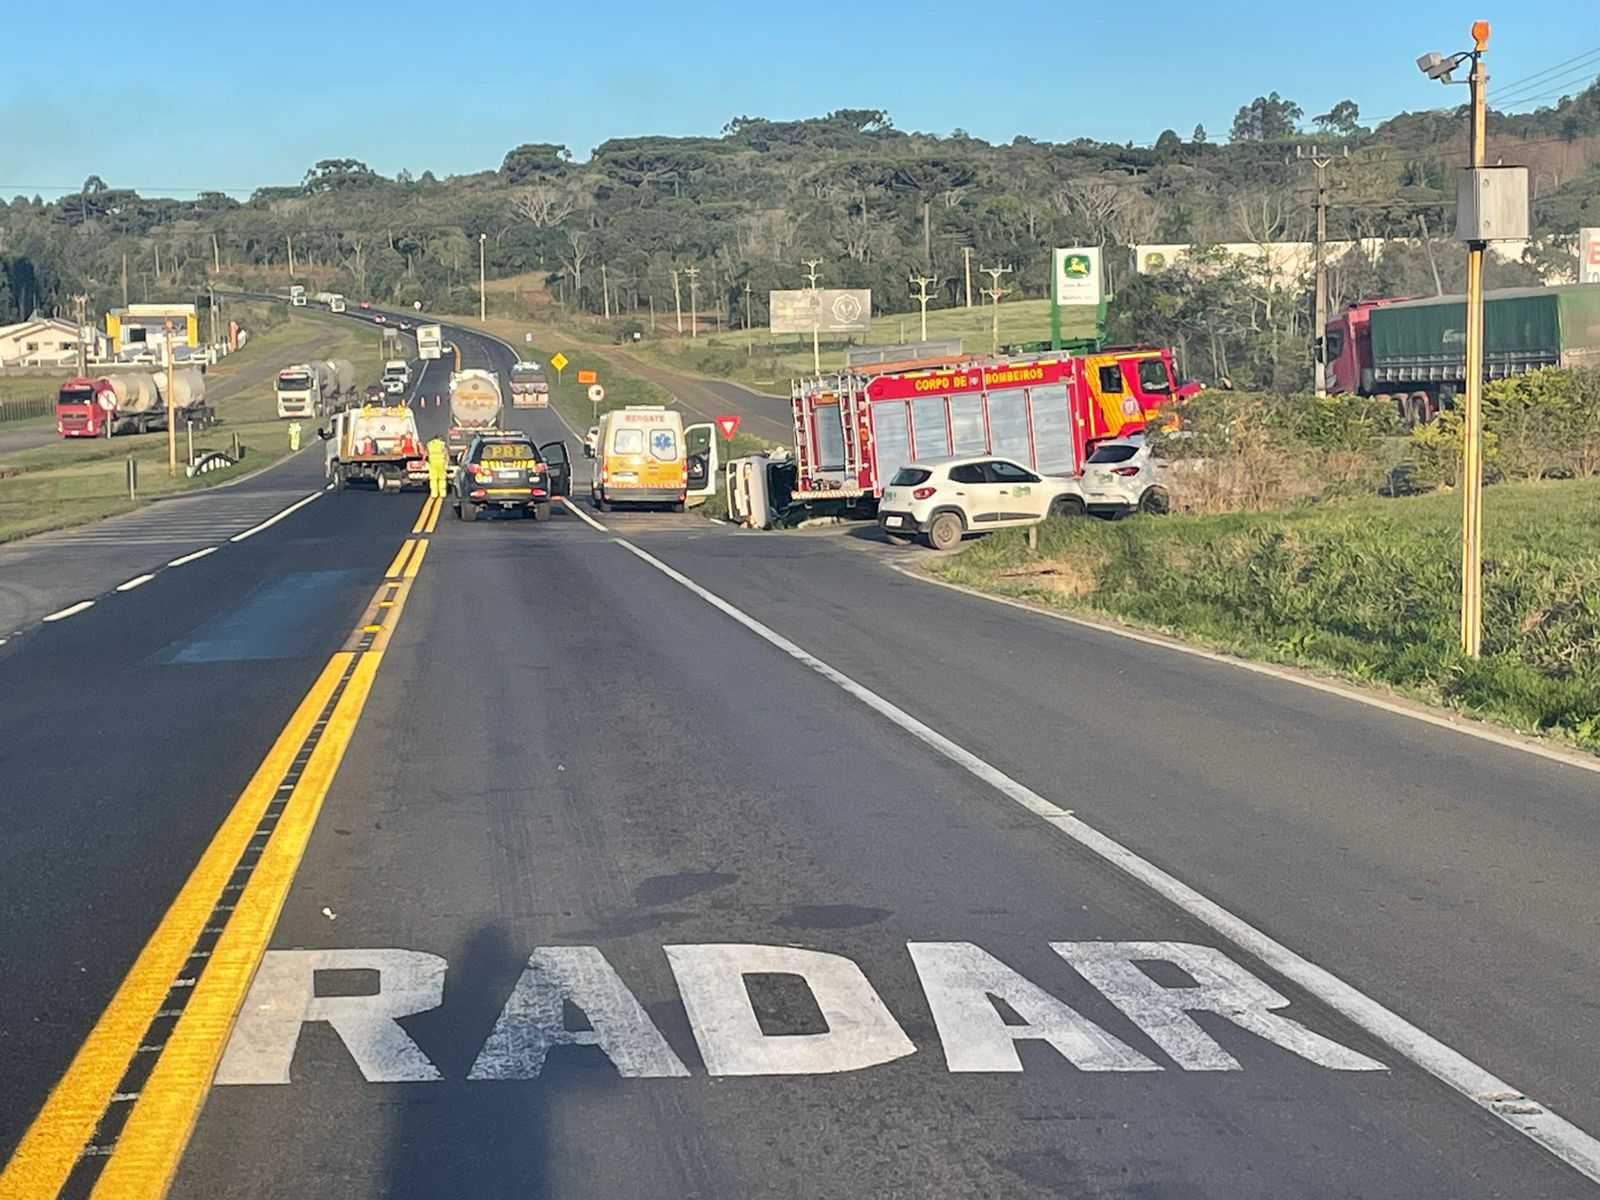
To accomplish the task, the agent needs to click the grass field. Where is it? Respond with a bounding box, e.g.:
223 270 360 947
0 313 380 544
928 478 1600 752
538 298 1073 391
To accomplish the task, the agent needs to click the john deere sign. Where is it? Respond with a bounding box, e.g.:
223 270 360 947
1050 246 1105 350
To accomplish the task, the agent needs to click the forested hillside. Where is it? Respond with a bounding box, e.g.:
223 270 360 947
4 82 1599 389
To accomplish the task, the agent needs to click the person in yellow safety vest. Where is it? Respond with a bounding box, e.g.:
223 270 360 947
288 421 302 452
426 436 449 499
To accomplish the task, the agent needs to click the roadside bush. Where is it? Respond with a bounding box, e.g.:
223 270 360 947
1152 390 1395 511
1482 367 1600 480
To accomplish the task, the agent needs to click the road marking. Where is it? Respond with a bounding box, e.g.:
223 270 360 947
384 539 417 579
423 498 441 534
220 939 1379 1083
0 533 430 1199
560 496 608 532
41 600 95 623
228 490 321 543
403 539 428 579
165 547 218 568
613 536 1600 1184
410 498 434 535
906 567 1600 779
114 574 157 593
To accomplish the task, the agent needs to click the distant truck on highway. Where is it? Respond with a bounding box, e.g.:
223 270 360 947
322 404 426 492
447 368 503 461
313 292 347 313
509 360 549 408
55 369 212 438
1326 282 1600 425
289 285 307 307
275 358 357 419
416 324 443 360
382 360 412 395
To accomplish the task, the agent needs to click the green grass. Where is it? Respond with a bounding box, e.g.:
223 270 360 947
929 479 1600 753
0 314 381 544
534 297 1070 391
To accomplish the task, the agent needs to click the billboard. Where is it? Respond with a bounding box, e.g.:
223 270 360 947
1581 228 1600 284
1052 247 1103 307
770 288 872 334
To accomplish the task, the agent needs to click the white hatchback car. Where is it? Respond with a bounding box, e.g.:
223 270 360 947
1081 437 1170 517
878 455 1085 552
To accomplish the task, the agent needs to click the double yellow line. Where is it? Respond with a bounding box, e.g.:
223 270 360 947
0 496 442 1200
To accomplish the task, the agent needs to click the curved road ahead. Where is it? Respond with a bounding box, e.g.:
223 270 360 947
1 303 1598 1199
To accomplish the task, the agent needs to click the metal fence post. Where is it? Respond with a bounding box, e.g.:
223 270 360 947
126 456 137 499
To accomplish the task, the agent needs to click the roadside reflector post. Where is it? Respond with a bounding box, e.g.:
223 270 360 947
232 431 242 460
126 456 137 499
1028 525 1038 551
187 420 194 467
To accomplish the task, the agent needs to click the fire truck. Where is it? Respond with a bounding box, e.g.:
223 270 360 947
788 347 1195 504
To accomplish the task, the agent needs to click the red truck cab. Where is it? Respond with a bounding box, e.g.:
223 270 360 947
1324 298 1415 396
56 377 111 437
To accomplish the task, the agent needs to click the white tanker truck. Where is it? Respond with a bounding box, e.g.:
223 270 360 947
276 358 358 419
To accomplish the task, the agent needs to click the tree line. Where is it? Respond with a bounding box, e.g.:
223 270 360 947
3 82 1598 390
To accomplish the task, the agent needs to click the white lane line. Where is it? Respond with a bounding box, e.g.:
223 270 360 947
42 600 95 623
905 568 1600 780
115 573 157 592
166 546 219 567
613 536 1600 1185
560 497 609 532
228 491 322 542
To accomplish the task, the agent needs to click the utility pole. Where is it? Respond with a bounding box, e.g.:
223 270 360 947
121 253 129 308
981 264 1012 354
1460 25 1490 659
286 234 296 277
685 266 700 340
164 320 177 476
909 273 939 342
478 233 487 321
671 268 684 334
211 232 221 275
601 262 611 319
1299 145 1335 396
802 258 823 374
74 293 89 376
963 247 973 309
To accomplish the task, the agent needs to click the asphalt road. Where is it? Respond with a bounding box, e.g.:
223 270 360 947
3 306 1598 1199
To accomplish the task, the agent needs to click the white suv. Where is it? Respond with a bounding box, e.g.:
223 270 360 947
1081 437 1169 517
878 455 1085 552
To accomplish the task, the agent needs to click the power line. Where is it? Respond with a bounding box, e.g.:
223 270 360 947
1493 44 1600 97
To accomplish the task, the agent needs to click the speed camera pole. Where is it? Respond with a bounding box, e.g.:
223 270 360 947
164 320 177 476
802 259 823 374
1461 30 1488 658
1417 20 1493 658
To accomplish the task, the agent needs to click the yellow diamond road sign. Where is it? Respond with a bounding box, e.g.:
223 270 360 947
549 352 569 372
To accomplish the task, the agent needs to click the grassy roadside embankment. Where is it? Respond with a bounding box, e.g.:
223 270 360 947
0 313 381 544
928 479 1600 753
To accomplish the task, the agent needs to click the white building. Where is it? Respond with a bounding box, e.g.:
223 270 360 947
1130 240 1533 283
0 317 111 367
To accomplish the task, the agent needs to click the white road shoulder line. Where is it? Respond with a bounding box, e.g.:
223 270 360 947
166 546 218 567
42 600 95 623
115 573 157 592
614 535 1600 1186
560 497 609 532
229 491 322 542
900 566 1600 779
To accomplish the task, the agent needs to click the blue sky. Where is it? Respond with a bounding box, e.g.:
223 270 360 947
2 0 1595 199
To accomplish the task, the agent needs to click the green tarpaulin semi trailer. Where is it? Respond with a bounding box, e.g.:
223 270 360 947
1326 283 1600 424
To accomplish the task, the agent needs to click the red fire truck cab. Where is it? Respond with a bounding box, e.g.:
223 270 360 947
789 347 1194 503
